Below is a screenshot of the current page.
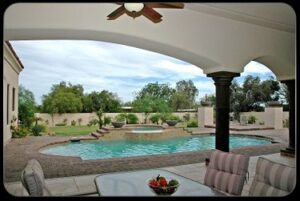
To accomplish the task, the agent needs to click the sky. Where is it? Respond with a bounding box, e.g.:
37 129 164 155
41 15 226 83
11 40 276 105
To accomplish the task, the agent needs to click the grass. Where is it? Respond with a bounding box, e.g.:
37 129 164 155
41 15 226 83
48 125 98 136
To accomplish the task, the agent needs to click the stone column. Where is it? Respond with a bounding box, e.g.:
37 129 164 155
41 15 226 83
264 105 283 129
198 106 213 128
207 71 240 152
280 80 295 157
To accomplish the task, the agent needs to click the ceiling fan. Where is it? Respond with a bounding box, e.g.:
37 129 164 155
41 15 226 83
107 3 184 23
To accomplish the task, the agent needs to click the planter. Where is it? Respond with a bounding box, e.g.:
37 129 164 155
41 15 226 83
200 101 211 107
267 101 282 107
166 120 178 126
112 121 125 128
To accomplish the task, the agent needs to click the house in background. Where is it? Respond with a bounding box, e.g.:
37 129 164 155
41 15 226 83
3 41 24 145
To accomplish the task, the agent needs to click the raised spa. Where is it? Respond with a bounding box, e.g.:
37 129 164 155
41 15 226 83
40 135 272 160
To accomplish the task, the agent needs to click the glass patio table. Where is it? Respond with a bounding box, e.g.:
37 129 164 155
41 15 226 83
94 169 225 196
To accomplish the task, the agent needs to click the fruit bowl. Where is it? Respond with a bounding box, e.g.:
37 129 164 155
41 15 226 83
147 175 180 196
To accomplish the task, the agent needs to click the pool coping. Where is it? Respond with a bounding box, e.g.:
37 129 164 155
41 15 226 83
4 133 286 182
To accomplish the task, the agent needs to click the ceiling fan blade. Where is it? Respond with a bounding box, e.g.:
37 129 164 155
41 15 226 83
142 6 162 23
146 3 184 9
107 5 126 20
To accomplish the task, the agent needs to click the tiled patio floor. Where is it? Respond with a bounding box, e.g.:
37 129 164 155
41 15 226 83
4 153 295 197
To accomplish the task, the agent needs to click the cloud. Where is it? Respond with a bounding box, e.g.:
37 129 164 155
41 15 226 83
11 40 274 105
241 61 274 76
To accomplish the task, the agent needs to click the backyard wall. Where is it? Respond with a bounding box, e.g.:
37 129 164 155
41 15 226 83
239 111 289 126
35 112 198 127
3 42 23 145
35 110 289 127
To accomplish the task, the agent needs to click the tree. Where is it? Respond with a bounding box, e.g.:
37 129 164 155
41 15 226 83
41 82 83 114
230 75 285 121
82 90 122 113
18 85 36 128
170 92 191 111
136 82 175 103
132 96 170 123
169 80 199 110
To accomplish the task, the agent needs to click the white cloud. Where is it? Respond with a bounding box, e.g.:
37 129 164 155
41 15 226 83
12 41 274 105
241 61 274 76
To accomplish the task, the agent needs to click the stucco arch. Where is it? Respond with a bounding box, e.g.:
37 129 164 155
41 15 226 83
4 3 295 79
253 56 295 81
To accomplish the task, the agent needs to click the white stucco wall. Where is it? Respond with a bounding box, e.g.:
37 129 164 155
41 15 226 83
3 42 23 145
4 3 295 80
35 112 198 127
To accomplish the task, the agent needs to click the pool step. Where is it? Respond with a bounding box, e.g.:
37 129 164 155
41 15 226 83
91 132 104 139
96 128 110 134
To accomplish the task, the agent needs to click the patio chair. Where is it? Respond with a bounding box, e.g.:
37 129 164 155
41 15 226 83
20 159 51 196
204 150 250 196
20 159 97 196
248 157 296 196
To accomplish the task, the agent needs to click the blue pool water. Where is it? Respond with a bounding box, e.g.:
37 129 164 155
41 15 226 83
40 135 271 160
132 127 162 131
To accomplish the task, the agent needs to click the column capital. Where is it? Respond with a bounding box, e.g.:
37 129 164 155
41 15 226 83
207 71 240 78
207 71 240 86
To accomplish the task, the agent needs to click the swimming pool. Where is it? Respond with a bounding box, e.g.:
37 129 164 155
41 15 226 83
40 135 271 160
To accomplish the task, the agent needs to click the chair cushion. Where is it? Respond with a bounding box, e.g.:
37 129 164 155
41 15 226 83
204 150 249 195
21 159 51 196
249 157 296 196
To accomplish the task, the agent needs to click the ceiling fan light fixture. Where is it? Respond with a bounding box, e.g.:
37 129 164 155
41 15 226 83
124 3 144 13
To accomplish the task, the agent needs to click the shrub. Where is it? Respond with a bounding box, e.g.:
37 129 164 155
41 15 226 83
45 120 49 125
55 123 66 126
63 118 68 125
187 119 198 128
31 124 46 136
11 126 28 138
87 119 98 127
114 114 126 122
166 114 181 121
127 113 139 124
104 116 112 125
71 120 76 126
183 113 190 122
247 115 256 124
78 118 82 126
149 114 161 124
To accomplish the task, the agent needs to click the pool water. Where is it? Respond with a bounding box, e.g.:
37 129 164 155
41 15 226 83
131 126 163 133
40 135 271 160
132 127 162 131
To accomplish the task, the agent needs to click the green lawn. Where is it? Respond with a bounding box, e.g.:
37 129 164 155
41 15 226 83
48 125 98 136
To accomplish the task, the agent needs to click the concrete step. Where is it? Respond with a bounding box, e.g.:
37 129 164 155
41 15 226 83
96 128 109 134
90 132 103 138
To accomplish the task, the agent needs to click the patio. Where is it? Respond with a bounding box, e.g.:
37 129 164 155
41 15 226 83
5 152 295 196
3 2 296 197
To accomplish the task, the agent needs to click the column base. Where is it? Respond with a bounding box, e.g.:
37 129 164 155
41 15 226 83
280 147 295 158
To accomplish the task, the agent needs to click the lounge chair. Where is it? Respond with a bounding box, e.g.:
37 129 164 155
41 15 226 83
204 150 250 196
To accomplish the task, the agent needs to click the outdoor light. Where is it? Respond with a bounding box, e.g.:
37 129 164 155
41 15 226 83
124 3 144 13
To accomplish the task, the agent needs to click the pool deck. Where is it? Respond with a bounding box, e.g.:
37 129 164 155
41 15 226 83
4 152 295 196
4 128 292 196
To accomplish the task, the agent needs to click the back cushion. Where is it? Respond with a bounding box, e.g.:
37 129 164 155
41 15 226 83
204 150 249 195
21 159 49 196
249 157 296 196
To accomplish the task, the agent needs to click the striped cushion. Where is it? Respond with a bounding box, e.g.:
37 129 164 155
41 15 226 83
249 157 296 196
204 150 249 195
20 159 51 196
